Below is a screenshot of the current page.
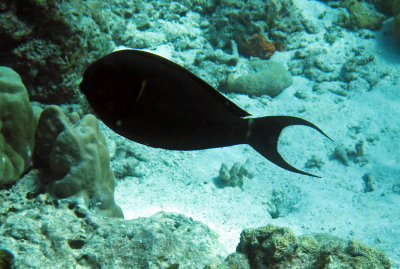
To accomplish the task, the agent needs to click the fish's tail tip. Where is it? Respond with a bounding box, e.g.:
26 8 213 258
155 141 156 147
303 171 322 178
248 116 328 177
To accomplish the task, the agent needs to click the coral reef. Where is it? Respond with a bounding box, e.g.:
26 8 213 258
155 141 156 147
267 186 303 219
331 141 369 167
214 162 253 189
289 48 340 83
289 46 388 94
394 0 400 15
237 225 298 266
108 138 151 180
319 0 386 30
33 106 123 218
393 0 400 43
0 175 225 268
0 172 394 268
0 0 398 267
323 0 400 43
233 225 391 268
361 173 375 192
393 183 400 194
0 67 35 185
221 60 293 97
0 0 113 104
367 0 396 15
206 0 310 53
240 34 276 59
396 26 400 40
206 253 251 269
0 0 319 105
336 0 386 30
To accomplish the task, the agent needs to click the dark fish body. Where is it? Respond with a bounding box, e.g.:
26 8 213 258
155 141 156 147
80 49 330 177
0 248 14 269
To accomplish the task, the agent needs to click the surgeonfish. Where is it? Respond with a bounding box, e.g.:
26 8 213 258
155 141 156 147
0 248 14 269
80 49 331 177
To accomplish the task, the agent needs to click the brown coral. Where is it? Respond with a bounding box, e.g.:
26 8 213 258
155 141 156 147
240 34 276 59
34 106 123 218
235 225 391 268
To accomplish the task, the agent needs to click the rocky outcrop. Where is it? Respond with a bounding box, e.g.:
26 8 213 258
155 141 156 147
33 105 123 218
0 66 35 185
0 174 225 268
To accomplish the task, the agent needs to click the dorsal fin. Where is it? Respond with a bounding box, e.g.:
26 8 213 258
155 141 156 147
115 49 251 118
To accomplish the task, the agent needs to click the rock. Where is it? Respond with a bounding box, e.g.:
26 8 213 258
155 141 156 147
194 49 239 66
331 140 369 167
0 179 225 268
214 162 253 189
237 224 298 266
0 67 35 185
267 186 302 219
372 0 396 16
239 34 276 59
235 225 391 268
221 60 293 97
0 0 113 104
394 14 400 43
289 46 388 91
0 174 393 268
33 106 71 169
393 0 400 16
206 0 307 51
336 0 386 31
86 211 225 268
393 0 400 43
192 0 218 14
362 173 375 192
208 252 250 269
34 106 123 218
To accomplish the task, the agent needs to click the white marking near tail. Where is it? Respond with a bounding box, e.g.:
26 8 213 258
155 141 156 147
246 118 254 142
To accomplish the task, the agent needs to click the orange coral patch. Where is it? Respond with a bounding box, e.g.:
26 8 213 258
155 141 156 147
242 34 276 58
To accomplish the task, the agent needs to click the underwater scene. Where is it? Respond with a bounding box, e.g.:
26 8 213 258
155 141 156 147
1 0 400 268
